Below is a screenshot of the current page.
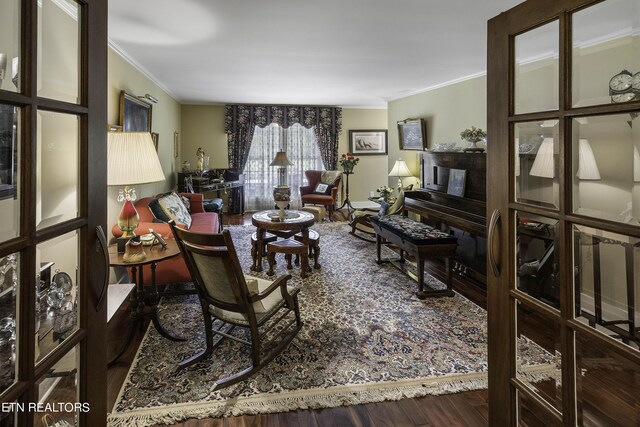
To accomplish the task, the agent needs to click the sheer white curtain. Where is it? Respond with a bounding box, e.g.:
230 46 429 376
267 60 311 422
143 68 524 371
243 123 324 211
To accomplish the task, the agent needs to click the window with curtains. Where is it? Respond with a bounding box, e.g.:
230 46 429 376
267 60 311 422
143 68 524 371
244 123 324 211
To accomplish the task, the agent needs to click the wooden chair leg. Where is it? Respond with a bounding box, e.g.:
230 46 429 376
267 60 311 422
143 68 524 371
301 253 310 278
285 254 293 269
313 244 321 269
251 242 257 270
267 252 276 276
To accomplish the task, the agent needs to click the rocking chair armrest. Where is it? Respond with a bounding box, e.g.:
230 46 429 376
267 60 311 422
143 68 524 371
249 274 293 302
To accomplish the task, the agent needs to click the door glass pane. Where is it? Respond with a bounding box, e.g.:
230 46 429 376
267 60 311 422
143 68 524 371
34 346 78 426
515 121 559 209
516 213 560 309
0 401 18 426
515 20 560 114
574 225 640 350
572 113 639 224
518 390 562 426
575 333 639 426
0 0 21 93
0 253 18 394
37 0 80 104
516 302 562 411
0 104 19 242
572 0 640 107
36 111 79 230
36 231 79 364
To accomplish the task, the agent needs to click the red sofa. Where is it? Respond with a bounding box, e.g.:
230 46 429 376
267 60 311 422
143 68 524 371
112 193 220 286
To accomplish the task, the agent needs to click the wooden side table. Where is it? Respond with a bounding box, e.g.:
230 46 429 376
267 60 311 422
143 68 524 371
108 240 186 366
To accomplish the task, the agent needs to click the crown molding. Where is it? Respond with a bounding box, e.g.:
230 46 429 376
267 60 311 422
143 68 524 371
108 39 180 102
387 71 486 102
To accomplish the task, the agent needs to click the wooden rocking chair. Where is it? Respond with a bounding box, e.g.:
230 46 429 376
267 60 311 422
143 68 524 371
169 221 303 389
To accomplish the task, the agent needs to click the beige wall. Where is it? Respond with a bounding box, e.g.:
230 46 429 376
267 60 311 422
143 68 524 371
387 76 487 189
107 48 182 227
179 106 389 203
339 109 388 200
180 105 227 170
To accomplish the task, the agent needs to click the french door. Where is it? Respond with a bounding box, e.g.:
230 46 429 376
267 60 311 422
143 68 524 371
487 0 640 424
0 0 108 425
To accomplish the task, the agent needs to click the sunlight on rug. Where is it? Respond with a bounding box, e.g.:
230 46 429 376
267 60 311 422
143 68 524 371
108 223 557 427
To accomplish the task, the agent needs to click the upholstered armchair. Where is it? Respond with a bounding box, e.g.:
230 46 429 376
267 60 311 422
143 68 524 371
299 170 342 220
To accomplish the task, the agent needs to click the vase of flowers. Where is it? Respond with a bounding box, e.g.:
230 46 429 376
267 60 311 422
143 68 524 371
376 185 393 202
460 126 487 153
339 153 360 173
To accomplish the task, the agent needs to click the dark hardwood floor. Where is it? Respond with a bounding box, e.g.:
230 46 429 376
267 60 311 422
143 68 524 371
106 211 490 427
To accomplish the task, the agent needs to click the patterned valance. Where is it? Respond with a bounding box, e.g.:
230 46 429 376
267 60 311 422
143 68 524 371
225 104 342 170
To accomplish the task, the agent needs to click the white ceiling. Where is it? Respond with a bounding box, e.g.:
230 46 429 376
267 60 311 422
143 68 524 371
108 0 523 107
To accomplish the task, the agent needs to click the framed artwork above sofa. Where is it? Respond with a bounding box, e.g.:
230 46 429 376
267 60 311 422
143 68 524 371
119 90 152 132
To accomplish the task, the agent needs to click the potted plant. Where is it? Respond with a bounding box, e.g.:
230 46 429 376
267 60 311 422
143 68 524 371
339 153 360 173
376 185 394 202
460 126 487 152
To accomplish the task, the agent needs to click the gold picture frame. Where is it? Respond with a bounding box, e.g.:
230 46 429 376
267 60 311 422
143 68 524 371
151 132 159 152
119 90 152 132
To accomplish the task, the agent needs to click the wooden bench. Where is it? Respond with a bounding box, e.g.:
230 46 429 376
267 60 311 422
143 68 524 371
369 215 458 299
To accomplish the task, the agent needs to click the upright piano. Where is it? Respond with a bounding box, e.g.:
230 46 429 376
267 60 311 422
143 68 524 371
404 152 487 284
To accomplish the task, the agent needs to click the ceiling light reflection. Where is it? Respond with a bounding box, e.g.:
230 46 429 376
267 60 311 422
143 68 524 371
109 0 216 46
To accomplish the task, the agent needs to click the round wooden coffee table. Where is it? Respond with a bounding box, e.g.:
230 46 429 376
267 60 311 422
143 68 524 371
251 210 315 273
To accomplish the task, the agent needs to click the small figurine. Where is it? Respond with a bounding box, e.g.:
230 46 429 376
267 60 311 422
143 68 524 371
196 147 205 170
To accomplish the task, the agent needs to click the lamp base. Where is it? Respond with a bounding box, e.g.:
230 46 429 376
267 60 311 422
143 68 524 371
273 185 291 220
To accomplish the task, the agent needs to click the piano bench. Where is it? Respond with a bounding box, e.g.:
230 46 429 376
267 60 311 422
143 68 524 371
369 215 458 299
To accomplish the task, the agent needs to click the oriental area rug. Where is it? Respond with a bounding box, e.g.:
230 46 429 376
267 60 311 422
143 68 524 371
108 222 556 427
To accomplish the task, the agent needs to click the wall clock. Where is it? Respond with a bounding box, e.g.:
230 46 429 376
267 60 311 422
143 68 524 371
632 71 640 97
609 69 635 103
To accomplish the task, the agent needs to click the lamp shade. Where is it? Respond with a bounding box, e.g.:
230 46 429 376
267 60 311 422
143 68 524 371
269 151 293 167
577 139 601 180
388 159 412 178
530 138 555 178
107 132 165 186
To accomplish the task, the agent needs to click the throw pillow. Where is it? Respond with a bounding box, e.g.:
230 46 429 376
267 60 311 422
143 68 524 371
149 192 192 228
312 183 333 195
179 195 191 212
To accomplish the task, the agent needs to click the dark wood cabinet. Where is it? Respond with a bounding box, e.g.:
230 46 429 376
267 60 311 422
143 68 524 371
404 152 486 284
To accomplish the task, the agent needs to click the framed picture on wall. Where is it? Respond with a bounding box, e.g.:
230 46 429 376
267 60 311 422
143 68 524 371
349 130 388 155
398 118 427 150
173 132 179 158
119 90 152 132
